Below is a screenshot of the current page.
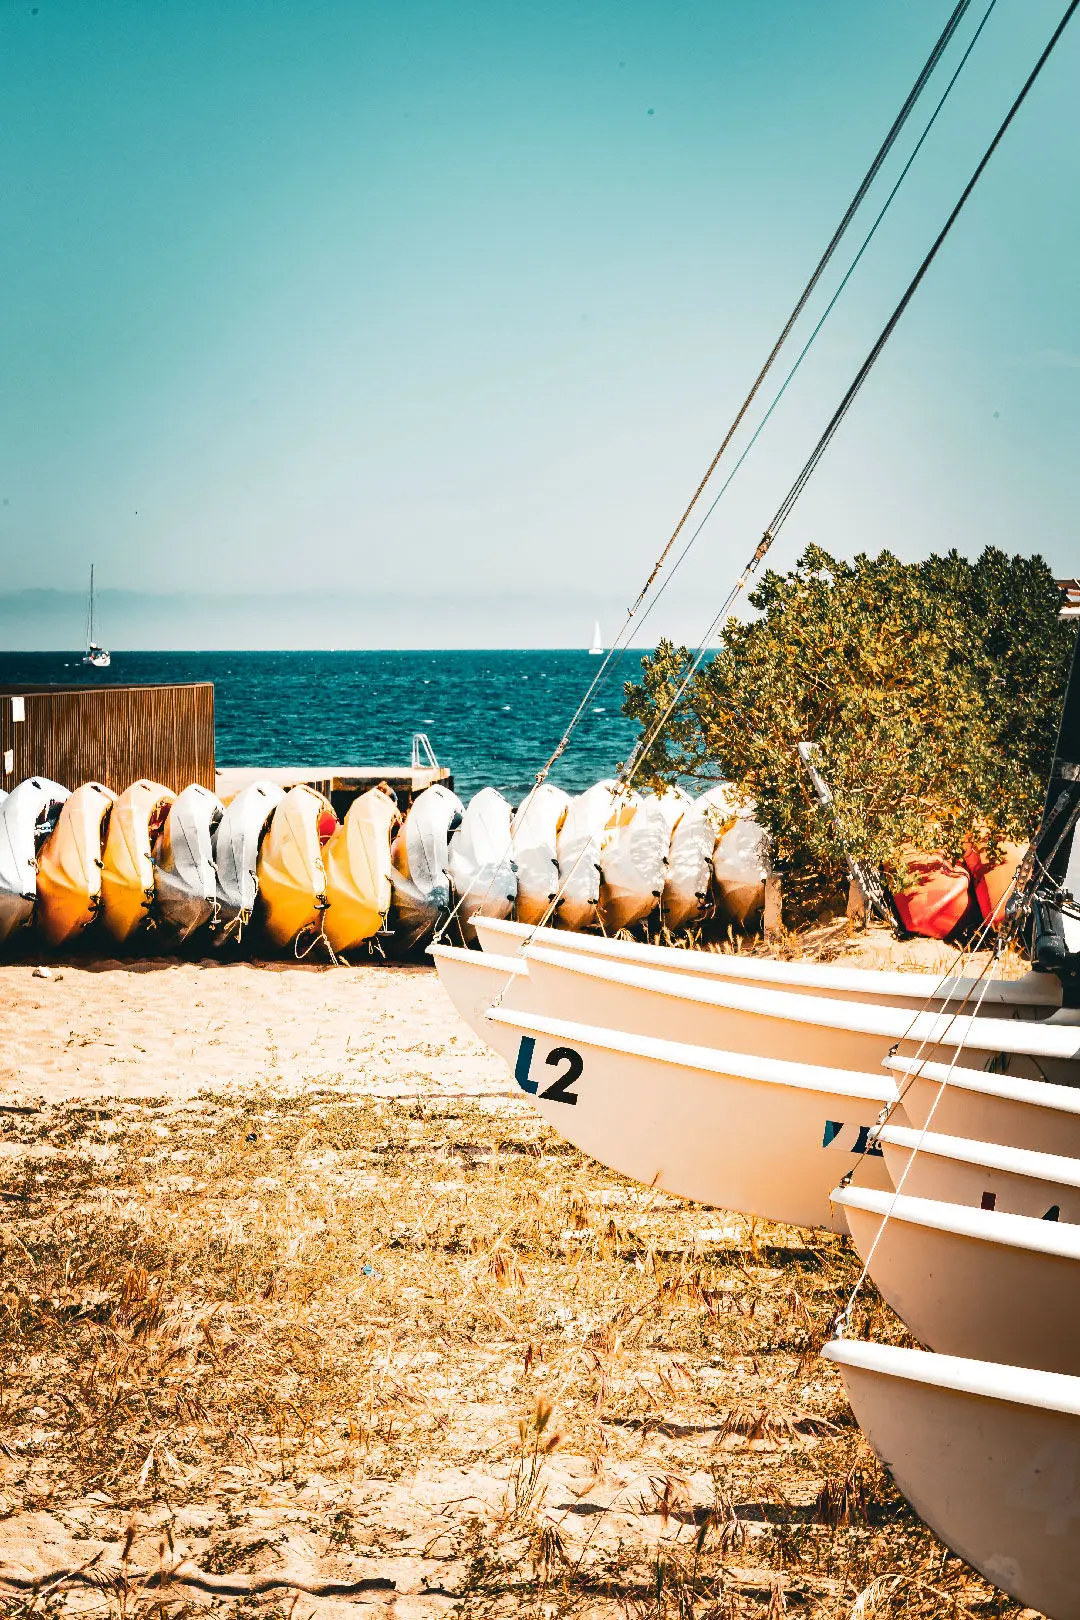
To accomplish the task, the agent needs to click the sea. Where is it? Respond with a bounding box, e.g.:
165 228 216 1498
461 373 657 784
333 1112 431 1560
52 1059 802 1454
0 649 650 802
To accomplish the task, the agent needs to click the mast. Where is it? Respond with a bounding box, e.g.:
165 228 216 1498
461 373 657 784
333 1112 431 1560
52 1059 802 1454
89 564 95 647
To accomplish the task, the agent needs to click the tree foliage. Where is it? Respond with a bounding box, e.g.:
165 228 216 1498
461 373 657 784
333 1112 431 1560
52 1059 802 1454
623 546 1074 915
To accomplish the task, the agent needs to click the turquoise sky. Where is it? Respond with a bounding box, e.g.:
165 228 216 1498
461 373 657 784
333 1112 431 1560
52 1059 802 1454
1 0 1077 648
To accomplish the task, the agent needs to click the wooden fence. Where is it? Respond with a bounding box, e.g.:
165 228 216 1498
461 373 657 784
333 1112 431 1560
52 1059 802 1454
0 684 215 795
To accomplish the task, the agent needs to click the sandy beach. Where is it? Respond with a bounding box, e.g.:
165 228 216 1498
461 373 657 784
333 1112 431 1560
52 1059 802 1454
0 942 1028 1617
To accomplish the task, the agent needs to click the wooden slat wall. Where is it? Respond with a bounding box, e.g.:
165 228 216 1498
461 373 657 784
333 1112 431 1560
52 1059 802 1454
0 684 215 795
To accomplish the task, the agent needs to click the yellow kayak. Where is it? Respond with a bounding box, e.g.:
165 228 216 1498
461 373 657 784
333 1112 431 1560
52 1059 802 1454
37 782 115 946
101 780 175 942
323 787 400 952
256 785 337 948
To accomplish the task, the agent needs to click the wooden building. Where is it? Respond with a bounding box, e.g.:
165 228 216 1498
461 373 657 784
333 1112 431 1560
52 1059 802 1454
0 683 215 795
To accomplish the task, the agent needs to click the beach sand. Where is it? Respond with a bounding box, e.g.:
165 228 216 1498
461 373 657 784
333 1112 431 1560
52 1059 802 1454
0 938 1026 1617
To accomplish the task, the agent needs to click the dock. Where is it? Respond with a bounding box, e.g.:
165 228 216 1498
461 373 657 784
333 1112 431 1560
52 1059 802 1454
215 763 453 815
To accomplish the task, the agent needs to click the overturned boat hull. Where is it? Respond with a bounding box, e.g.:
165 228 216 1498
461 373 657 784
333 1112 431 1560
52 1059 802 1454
36 782 114 946
101 780 175 943
256 785 335 949
213 781 284 939
323 787 399 952
155 783 223 941
0 777 70 942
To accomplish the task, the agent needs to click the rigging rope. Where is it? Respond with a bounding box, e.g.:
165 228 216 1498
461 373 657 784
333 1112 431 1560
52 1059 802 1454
620 0 1080 794
508 0 978 797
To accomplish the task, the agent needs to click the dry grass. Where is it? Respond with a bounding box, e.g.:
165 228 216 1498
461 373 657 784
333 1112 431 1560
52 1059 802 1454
0 1080 1031 1617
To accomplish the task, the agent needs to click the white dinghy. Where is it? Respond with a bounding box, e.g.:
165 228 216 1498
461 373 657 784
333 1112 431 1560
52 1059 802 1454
0 777 69 942
598 790 670 932
470 915 1059 1015
486 1005 895 1227
441 943 1080 1084
554 780 617 930
662 795 719 931
155 784 223 941
511 783 569 924
447 787 516 945
833 1186 1080 1376
213 782 284 940
388 783 464 954
885 1053 1080 1152
875 1121 1080 1220
825 1339 1080 1620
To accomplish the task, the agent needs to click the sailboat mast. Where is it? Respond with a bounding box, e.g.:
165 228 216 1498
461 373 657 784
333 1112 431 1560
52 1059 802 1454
88 564 95 646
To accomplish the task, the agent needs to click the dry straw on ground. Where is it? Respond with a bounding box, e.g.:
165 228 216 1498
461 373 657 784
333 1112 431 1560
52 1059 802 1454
0 1003 1033 1619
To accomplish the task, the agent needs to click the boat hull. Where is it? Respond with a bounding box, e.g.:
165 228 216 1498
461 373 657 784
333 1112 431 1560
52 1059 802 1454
36 782 114 946
256 785 334 949
323 787 399 951
101 780 174 943
887 1054 1080 1154
877 1123 1080 1220
516 948 1080 1085
155 784 222 941
471 916 1059 1015
834 1187 1080 1375
825 1339 1080 1619
213 781 284 938
487 1007 896 1229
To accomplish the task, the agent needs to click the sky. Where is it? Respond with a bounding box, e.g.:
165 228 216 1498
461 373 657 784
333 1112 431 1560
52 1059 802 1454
0 0 1078 649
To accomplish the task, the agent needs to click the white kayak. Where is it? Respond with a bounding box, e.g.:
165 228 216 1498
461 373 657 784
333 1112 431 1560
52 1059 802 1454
712 812 772 930
213 782 284 939
0 777 69 943
875 1122 1080 1221
470 916 1059 1015
834 1185 1080 1376
598 790 671 933
441 942 1080 1085
484 1002 895 1228
388 783 464 954
447 787 516 945
155 784 223 941
826 1338 1080 1619
662 796 719 931
555 780 617 931
511 783 569 925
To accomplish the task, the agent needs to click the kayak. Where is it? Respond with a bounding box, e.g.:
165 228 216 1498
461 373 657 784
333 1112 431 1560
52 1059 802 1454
155 783 223 941
256 784 337 949
213 781 285 938
101 780 176 942
36 782 114 946
448 787 516 945
323 786 400 951
388 783 464 954
0 777 70 943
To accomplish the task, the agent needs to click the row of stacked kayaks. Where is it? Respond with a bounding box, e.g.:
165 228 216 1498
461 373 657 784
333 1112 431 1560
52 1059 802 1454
0 773 767 954
432 920 1080 1619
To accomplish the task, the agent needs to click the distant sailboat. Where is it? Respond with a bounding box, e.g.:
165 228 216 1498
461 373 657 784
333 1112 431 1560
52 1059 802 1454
82 565 111 668
589 620 603 656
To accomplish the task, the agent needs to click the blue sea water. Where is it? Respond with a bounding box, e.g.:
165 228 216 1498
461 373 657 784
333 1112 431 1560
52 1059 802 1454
0 649 649 801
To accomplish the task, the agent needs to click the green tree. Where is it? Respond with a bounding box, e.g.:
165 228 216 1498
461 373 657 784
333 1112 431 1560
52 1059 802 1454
622 546 1073 917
